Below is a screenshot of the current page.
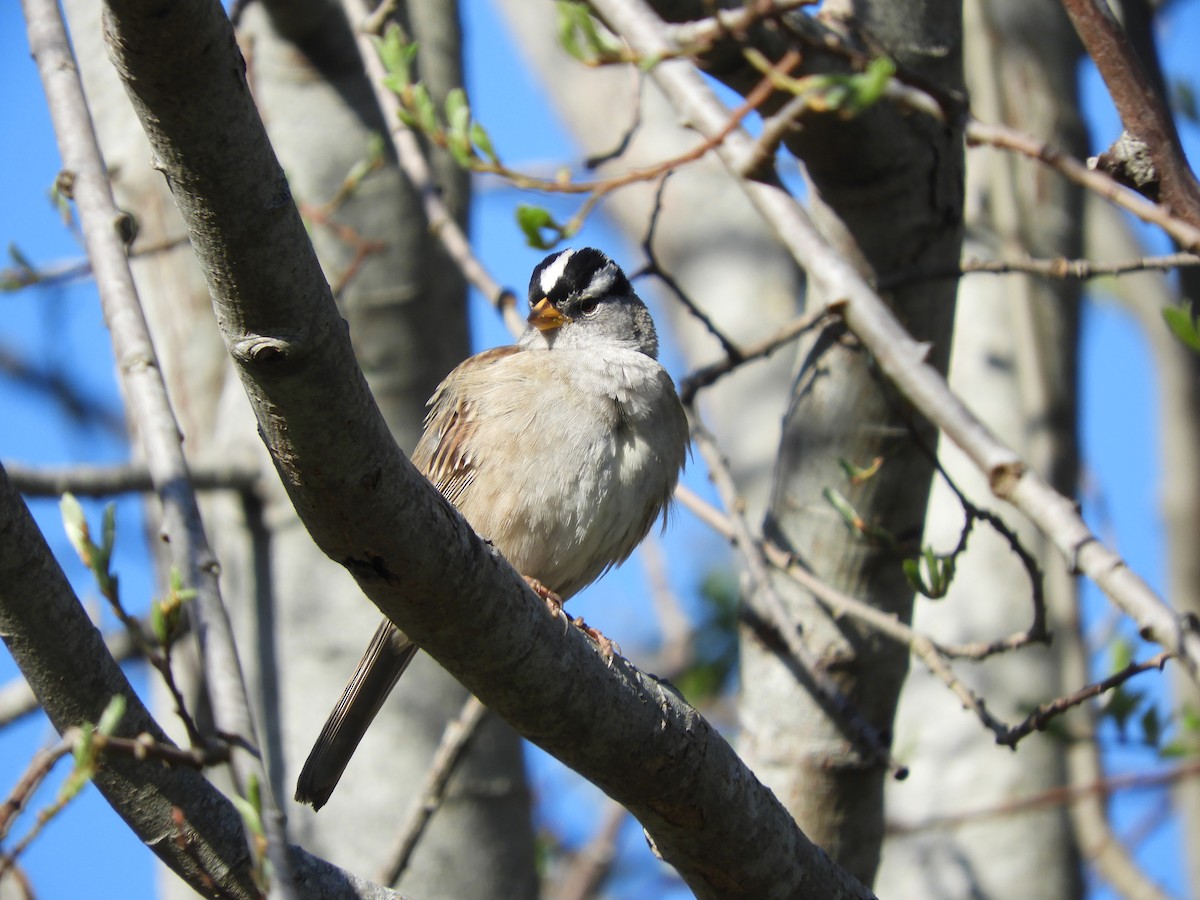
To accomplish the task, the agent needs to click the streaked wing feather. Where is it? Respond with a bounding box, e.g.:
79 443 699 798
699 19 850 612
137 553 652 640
412 345 523 501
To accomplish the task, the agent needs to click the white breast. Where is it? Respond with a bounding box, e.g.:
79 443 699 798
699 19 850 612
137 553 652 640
454 346 687 599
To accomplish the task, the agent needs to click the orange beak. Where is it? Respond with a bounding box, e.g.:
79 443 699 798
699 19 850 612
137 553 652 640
528 297 569 332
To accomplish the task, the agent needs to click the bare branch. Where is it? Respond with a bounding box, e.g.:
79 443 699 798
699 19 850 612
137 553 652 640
552 800 628 900
965 119 1200 253
688 419 908 779
100 0 867 895
888 757 1200 837
6 460 258 497
376 696 489 887
679 307 827 405
664 0 817 50
1059 0 1200 222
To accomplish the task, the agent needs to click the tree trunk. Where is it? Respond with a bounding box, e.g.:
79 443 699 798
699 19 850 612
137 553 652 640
749 0 964 883
878 2 1085 896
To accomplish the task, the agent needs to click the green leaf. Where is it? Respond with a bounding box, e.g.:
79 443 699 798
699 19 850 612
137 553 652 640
100 502 116 566
232 794 264 839
852 56 897 111
60 492 91 563
470 122 499 165
73 724 93 769
411 83 440 136
247 773 262 817
444 88 474 167
97 695 126 737
1109 637 1135 674
444 87 469 130
555 0 622 64
901 558 925 595
8 242 34 272
515 204 564 250
150 600 169 646
372 26 417 83
1163 301 1200 353
556 2 588 61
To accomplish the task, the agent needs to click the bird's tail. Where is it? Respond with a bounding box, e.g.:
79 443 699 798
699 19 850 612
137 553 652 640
294 619 419 810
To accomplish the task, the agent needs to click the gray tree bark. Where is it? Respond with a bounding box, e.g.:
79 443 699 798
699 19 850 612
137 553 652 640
63 0 537 895
750 0 963 883
878 2 1085 897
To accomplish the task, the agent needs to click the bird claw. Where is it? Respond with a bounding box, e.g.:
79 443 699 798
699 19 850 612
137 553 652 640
522 576 620 662
525 577 569 633
572 616 620 666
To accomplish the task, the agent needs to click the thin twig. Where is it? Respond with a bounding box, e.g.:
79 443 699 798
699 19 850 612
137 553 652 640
0 346 126 437
674 484 1164 747
674 484 1009 738
1 235 190 293
962 252 1200 278
679 307 827 405
0 740 69 842
6 461 259 497
0 613 188 728
888 755 1200 836
640 175 743 361
377 695 490 887
0 728 229 879
640 536 694 676
966 119 1200 253
663 0 816 51
552 799 627 900
883 251 1200 287
1001 652 1171 747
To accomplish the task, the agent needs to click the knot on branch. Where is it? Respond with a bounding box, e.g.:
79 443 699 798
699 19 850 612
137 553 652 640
229 335 294 366
987 460 1025 499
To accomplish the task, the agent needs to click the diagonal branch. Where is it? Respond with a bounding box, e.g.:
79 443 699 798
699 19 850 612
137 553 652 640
1059 0 1200 222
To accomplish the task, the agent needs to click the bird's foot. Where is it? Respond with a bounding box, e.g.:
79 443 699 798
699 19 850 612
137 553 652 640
571 616 620 667
525 576 569 633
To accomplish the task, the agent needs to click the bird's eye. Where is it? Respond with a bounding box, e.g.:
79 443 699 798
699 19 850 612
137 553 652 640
579 298 601 316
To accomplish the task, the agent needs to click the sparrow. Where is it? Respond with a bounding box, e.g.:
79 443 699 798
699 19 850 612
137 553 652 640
294 247 689 810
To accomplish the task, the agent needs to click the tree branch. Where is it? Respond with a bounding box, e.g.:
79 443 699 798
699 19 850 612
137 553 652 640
6 461 259 497
1059 0 1200 222
0 465 397 898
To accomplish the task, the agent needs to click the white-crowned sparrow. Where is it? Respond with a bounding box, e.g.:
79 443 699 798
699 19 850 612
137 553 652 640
295 248 689 810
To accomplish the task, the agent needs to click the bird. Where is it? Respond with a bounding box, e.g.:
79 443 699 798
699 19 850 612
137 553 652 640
294 247 689 810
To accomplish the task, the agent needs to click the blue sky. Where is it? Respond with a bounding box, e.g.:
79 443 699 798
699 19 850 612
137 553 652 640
0 1 1194 897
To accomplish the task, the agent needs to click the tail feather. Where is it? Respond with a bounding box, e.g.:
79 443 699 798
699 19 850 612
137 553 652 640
294 619 419 810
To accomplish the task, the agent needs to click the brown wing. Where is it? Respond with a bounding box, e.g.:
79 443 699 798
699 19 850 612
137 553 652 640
411 344 523 504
